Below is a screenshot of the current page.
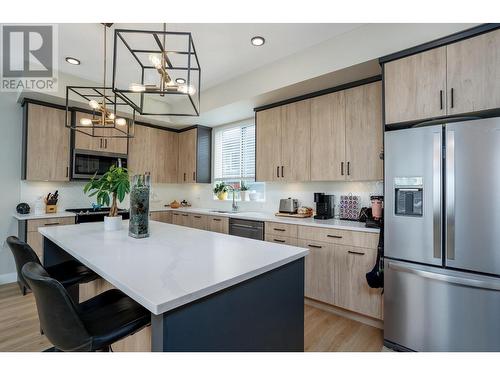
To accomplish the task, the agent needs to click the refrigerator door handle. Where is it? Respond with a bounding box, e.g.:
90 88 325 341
432 132 442 259
387 261 500 292
446 129 455 260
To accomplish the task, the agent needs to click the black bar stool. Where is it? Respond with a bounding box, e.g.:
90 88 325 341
6 236 98 295
22 262 151 352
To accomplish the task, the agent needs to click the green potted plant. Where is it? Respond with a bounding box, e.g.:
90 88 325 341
240 182 250 201
83 165 130 231
213 182 229 200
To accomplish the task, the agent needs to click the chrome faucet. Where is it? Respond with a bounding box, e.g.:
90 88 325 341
227 185 239 212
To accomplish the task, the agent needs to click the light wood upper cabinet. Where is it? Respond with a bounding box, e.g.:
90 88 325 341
345 81 383 181
155 130 178 183
256 106 282 182
310 91 346 181
129 125 178 183
177 128 197 183
25 104 70 181
128 124 153 176
446 28 500 115
384 46 447 124
335 245 382 319
73 111 128 154
281 100 311 182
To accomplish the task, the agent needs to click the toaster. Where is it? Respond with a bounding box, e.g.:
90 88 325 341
279 198 299 214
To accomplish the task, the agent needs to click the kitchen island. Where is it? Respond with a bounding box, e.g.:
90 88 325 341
39 221 308 352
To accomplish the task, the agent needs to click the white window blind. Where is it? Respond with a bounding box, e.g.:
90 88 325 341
213 123 255 181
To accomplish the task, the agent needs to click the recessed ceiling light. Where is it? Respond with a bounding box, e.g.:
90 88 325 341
251 36 265 46
175 78 186 84
65 57 81 65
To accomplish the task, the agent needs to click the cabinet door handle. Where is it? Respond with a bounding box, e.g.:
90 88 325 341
273 228 286 232
347 161 350 176
100 139 103 148
212 218 221 222
193 215 201 218
276 166 279 178
193 171 196 181
44 222 60 226
348 250 365 256
184 172 186 182
273 239 286 243
182 214 189 217
308 244 322 249
66 166 69 178
341 162 344 176
451 88 454 108
105 139 108 149
327 234 343 239
440 90 443 110
281 166 284 178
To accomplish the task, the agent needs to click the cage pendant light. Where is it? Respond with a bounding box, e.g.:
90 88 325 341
65 23 135 139
112 23 201 117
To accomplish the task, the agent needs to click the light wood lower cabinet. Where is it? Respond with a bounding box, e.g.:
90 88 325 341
171 212 190 227
150 211 172 223
298 239 336 306
25 217 76 261
207 216 229 234
335 245 383 319
265 234 298 246
189 214 208 230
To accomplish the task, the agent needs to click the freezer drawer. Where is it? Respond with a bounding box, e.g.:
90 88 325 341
385 259 500 351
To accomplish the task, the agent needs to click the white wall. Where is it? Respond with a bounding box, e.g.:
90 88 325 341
0 93 22 282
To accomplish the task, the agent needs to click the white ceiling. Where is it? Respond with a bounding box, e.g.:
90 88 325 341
58 23 364 90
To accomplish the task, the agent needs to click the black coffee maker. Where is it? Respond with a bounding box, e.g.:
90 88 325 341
314 193 335 220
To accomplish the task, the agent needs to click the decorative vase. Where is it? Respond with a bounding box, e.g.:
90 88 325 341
249 191 259 201
217 191 228 200
104 215 123 231
240 191 249 201
129 173 151 238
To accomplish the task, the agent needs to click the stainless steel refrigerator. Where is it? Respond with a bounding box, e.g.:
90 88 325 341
384 117 500 352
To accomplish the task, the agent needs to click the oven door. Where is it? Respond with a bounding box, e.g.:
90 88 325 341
72 149 127 179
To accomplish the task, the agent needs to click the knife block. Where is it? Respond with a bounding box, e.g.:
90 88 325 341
45 204 57 214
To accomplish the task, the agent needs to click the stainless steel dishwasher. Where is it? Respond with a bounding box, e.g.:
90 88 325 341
229 218 264 240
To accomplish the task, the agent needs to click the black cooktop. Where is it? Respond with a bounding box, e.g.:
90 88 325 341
66 207 129 215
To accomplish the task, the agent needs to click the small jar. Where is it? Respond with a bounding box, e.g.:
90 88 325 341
370 195 384 219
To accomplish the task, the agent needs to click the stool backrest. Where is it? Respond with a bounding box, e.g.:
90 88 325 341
6 236 41 289
22 262 93 351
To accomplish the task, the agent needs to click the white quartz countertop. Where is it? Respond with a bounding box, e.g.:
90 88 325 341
13 211 76 220
150 207 379 233
39 221 309 315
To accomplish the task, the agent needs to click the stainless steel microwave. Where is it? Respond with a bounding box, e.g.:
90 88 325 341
72 149 127 180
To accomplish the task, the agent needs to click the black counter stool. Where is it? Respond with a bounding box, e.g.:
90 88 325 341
22 262 151 352
6 236 98 295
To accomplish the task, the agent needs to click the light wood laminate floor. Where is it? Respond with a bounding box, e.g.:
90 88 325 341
0 282 383 352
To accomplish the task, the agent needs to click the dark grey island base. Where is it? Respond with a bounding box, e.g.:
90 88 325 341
43 236 305 352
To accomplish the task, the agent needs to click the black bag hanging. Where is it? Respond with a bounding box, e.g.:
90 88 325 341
366 218 384 289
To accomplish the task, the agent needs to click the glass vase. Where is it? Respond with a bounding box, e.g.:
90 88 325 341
128 173 151 238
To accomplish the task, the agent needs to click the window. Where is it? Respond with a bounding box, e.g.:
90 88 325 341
213 122 265 201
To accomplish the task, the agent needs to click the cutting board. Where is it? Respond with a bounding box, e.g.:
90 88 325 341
275 212 313 218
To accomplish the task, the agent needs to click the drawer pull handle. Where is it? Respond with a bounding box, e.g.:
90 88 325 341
348 250 365 256
182 214 189 217
327 235 343 239
212 218 222 222
273 228 286 232
194 216 202 218
308 244 322 249
273 239 286 243
44 223 60 226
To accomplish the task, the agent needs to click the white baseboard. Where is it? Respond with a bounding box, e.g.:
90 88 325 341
0 272 17 285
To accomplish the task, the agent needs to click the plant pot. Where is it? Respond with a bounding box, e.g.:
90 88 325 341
217 192 228 200
240 191 250 202
104 215 123 231
249 191 259 201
